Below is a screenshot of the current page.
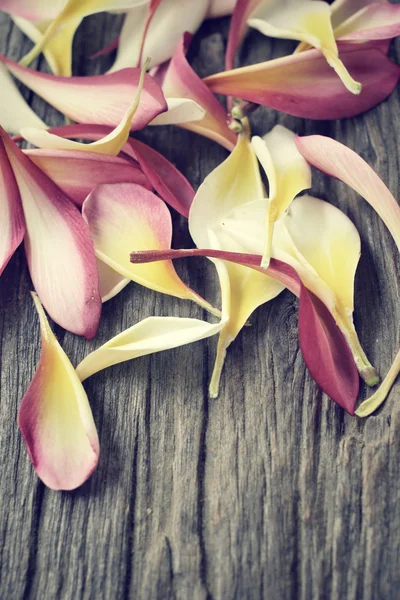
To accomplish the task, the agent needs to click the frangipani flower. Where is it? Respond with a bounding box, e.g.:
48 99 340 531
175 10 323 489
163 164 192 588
18 293 99 491
0 53 166 134
0 126 101 338
188 127 286 397
76 313 228 381
82 182 219 314
226 0 400 91
296 134 400 415
251 125 311 267
152 33 237 150
130 249 360 414
205 42 400 120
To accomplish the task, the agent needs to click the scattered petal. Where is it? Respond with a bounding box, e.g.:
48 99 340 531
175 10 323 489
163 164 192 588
160 33 237 150
356 349 400 417
18 293 99 491
226 0 263 70
82 183 218 314
334 2 400 42
76 314 227 381
251 125 311 266
150 97 206 125
205 43 400 120
97 259 130 303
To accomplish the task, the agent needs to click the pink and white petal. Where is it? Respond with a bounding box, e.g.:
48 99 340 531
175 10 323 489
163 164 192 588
25 148 150 206
205 44 400 120
295 135 400 252
76 314 227 382
18 293 99 491
20 59 153 156
162 33 237 150
82 183 217 313
207 0 236 18
0 63 47 134
334 3 400 42
330 0 386 29
0 128 101 338
25 123 195 217
0 136 25 275
0 55 167 131
226 0 263 70
150 98 206 125
97 258 130 303
110 0 208 71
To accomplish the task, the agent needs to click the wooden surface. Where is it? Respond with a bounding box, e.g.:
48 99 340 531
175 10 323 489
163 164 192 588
1 9 400 600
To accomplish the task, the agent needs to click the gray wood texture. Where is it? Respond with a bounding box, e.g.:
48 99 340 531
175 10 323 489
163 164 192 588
1 8 400 600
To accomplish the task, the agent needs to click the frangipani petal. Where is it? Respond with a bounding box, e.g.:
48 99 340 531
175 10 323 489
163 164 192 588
333 2 400 42
1 127 101 338
97 259 130 303
189 131 284 396
25 148 150 206
251 125 312 266
330 0 384 28
161 33 237 151
205 44 399 120
226 0 263 70
82 183 218 314
249 0 361 94
150 98 206 125
76 314 226 382
0 63 47 134
26 123 195 217
18 293 99 491
0 54 166 131
299 285 359 414
111 0 208 71
0 138 25 275
295 135 400 252
21 61 151 156
296 134 400 411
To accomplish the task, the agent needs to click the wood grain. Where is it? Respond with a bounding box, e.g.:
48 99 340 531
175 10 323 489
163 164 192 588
0 8 399 600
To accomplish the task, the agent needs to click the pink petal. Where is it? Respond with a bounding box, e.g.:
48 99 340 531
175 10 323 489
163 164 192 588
336 3 400 42
0 137 25 275
161 33 237 150
18 293 99 491
0 54 167 131
295 134 400 252
298 285 359 415
25 148 151 207
226 0 263 70
36 123 195 217
205 43 400 120
0 127 101 338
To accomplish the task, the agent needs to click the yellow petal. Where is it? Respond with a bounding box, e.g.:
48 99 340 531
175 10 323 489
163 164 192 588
251 125 311 266
249 0 362 94
76 314 227 381
189 128 284 397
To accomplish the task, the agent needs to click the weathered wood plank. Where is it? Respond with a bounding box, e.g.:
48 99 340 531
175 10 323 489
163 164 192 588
0 8 399 600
